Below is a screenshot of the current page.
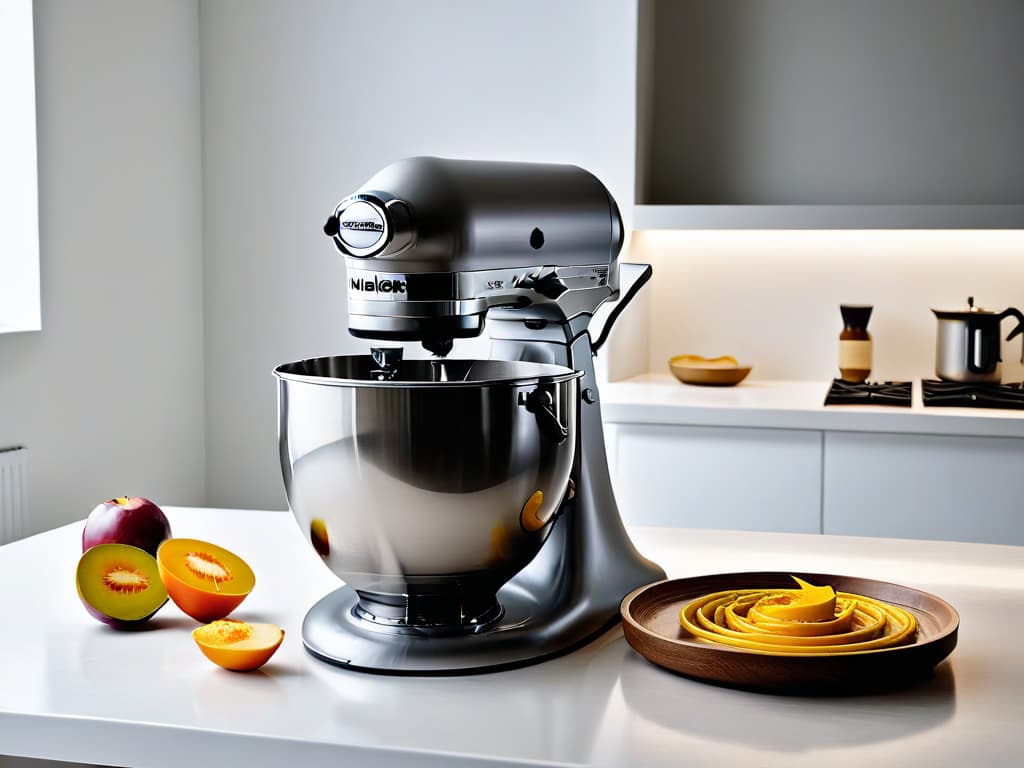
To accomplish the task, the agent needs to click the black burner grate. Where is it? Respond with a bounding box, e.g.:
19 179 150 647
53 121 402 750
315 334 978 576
824 380 913 407
921 380 1024 409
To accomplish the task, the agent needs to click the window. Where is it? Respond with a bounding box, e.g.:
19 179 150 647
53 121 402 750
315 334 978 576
0 0 41 333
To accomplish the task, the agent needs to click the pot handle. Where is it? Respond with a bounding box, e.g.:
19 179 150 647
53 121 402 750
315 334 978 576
519 389 569 445
965 317 998 374
999 308 1024 362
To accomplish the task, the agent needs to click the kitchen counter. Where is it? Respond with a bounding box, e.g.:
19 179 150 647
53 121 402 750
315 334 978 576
2 507 1022 767
602 374 1024 438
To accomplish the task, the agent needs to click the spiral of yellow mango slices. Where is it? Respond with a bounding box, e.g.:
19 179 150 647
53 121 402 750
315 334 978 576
679 576 917 654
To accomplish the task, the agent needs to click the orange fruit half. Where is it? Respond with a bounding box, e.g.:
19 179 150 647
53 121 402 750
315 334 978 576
157 538 254 622
193 619 284 671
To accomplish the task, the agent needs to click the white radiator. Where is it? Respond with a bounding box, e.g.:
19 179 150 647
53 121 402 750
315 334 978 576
0 446 28 544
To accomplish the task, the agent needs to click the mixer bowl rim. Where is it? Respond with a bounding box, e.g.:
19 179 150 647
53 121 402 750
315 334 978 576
273 356 584 389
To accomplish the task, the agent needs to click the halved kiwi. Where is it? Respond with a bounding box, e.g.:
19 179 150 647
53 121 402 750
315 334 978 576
76 544 168 629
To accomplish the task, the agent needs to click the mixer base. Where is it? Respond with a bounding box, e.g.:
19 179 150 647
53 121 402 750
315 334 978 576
302 581 621 675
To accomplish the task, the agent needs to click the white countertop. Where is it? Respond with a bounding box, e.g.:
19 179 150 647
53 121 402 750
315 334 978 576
2 507 1023 768
602 374 1024 438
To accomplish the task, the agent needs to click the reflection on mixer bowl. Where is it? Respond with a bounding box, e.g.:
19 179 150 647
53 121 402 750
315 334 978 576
275 356 580 626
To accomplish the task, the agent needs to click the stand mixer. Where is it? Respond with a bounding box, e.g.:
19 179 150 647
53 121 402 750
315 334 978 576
275 156 665 674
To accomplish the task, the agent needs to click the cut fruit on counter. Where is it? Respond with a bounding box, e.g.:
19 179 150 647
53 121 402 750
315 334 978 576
679 575 918 654
193 619 284 671
157 538 254 622
76 543 168 629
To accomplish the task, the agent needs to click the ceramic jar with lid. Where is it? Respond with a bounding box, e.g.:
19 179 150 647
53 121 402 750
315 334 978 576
838 305 873 383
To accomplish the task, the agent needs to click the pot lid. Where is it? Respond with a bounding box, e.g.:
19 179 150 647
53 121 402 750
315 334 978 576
932 296 995 319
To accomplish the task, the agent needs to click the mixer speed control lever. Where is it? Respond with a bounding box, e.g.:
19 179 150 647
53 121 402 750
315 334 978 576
512 270 567 300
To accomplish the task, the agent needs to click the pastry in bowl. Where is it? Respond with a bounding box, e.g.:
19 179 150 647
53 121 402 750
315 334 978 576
669 355 752 387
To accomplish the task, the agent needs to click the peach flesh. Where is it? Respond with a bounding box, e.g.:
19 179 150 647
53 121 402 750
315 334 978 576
184 551 233 586
157 538 254 622
193 619 284 671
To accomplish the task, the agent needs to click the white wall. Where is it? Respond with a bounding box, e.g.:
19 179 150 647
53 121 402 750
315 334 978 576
0 0 206 535
200 0 640 508
625 229 1024 383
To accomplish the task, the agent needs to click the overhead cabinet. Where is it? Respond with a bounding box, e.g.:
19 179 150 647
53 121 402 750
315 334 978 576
635 0 1024 228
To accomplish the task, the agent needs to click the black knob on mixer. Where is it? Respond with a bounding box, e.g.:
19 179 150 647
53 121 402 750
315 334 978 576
323 214 340 237
514 271 567 300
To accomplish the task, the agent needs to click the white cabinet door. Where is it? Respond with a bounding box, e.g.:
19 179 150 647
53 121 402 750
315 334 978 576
823 432 1024 545
608 424 822 533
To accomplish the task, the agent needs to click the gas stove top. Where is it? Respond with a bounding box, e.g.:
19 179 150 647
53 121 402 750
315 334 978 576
824 380 913 407
824 379 1024 410
921 380 1024 409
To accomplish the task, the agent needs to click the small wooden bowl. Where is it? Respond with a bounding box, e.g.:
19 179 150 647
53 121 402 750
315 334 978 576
669 355 752 386
621 572 959 694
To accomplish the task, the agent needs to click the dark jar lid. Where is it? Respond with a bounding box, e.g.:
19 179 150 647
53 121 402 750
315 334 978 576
840 304 873 329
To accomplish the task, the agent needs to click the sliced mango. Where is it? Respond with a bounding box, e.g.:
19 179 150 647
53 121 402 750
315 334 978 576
193 619 284 671
679 576 917 655
753 577 838 623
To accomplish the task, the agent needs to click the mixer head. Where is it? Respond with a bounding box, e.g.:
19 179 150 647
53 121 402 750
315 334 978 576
324 157 624 356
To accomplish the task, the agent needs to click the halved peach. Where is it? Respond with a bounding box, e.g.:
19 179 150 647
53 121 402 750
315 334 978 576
157 538 254 622
192 619 284 671
76 543 168 629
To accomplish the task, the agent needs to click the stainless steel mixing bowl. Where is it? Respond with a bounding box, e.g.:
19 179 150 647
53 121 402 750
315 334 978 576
275 355 581 631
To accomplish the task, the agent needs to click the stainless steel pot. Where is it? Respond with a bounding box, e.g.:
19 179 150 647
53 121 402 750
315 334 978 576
274 355 581 629
933 297 1024 383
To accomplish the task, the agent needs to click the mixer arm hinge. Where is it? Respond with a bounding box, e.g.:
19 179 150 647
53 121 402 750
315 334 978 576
589 263 653 355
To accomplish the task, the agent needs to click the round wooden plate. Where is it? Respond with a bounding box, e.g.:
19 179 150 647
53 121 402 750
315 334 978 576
621 572 959 693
